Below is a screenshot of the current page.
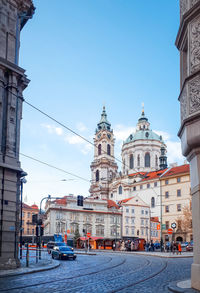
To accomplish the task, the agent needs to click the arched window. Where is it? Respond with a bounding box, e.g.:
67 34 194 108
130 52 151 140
119 185 122 194
151 197 155 208
98 144 101 156
145 152 150 167
129 154 134 169
107 144 111 155
137 155 140 167
155 155 158 167
96 170 99 182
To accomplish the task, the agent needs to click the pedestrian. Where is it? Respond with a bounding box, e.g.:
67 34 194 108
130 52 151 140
172 242 176 254
178 242 182 255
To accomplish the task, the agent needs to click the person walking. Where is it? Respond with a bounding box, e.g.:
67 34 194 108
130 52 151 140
178 242 182 255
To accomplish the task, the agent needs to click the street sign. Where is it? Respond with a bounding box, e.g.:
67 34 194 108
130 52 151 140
168 228 173 235
157 224 160 230
171 222 176 229
86 232 91 237
161 224 166 229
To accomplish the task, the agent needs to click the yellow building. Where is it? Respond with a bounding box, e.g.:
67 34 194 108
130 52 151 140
160 164 192 243
22 203 39 236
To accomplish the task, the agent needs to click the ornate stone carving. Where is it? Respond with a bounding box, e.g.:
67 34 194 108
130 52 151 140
190 17 200 73
180 86 187 122
189 76 200 114
180 0 188 18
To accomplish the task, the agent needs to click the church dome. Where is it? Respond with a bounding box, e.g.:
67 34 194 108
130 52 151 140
124 129 164 144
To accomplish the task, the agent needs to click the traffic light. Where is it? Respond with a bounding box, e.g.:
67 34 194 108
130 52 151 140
77 195 83 206
32 214 38 224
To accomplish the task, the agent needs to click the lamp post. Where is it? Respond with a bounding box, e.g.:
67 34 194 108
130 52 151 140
20 171 27 259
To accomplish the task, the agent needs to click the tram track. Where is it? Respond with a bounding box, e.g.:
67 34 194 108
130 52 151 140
0 255 126 292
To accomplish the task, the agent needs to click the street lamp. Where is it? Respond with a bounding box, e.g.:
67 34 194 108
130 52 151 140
20 171 27 259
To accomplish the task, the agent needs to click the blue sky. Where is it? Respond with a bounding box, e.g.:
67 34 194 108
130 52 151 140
19 0 183 206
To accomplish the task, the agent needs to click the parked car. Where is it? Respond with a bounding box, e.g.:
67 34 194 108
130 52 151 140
52 246 77 260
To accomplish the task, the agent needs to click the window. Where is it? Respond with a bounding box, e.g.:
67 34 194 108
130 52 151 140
145 219 148 225
107 144 111 155
154 182 157 187
145 210 148 215
28 212 30 218
126 208 129 213
133 186 136 191
151 197 155 208
137 155 140 167
96 215 104 223
145 153 150 167
110 193 113 198
129 154 134 169
132 208 134 214
177 189 181 197
177 204 181 212
32 229 34 234
131 218 134 224
141 228 144 236
165 191 169 198
141 209 144 215
131 228 134 235
165 205 169 213
165 221 169 230
96 170 99 182
96 225 104 236
126 227 129 235
119 185 122 194
177 177 181 183
147 183 150 189
140 185 143 190
126 217 129 224
165 179 169 185
141 219 144 225
98 144 101 155
22 212 25 218
155 155 158 167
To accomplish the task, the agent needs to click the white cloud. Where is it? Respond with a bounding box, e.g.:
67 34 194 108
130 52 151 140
113 124 136 141
42 124 63 136
64 134 92 155
76 122 87 132
154 130 171 141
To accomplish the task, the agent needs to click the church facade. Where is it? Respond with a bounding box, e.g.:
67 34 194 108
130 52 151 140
89 107 168 220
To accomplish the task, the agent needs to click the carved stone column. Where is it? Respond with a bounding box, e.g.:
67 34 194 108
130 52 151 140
176 0 200 290
0 0 35 269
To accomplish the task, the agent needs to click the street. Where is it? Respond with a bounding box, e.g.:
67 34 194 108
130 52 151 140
0 252 193 293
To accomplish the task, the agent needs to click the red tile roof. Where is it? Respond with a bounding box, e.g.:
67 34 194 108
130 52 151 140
140 169 167 182
55 197 67 205
107 199 119 209
22 203 39 210
118 197 134 204
161 164 190 178
31 204 39 209
128 172 146 177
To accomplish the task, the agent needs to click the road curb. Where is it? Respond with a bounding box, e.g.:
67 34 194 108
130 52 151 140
0 260 60 278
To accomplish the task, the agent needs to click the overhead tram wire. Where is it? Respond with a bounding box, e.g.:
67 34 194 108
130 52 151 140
1 85 144 176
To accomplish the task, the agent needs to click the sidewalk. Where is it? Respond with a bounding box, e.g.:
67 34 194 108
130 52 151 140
0 250 60 278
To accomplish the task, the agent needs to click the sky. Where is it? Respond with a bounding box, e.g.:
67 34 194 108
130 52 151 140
19 0 184 207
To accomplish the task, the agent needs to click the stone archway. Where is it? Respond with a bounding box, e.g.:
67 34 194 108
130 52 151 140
176 236 183 242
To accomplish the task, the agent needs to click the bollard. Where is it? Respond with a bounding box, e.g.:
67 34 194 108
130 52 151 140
26 244 29 267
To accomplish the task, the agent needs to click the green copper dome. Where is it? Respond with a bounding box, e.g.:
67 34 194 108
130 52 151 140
124 129 164 144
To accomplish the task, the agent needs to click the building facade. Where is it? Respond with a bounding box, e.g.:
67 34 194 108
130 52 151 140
44 195 122 247
0 0 35 269
119 195 150 242
160 164 192 243
22 203 39 236
176 0 200 289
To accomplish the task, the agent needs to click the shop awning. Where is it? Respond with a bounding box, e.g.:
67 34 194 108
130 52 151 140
79 236 104 241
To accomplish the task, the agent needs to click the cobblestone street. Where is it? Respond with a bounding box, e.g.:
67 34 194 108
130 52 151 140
0 252 195 293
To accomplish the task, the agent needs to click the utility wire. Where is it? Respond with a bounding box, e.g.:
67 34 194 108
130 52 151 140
1 85 145 176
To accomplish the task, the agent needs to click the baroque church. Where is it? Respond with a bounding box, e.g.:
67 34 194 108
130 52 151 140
89 107 168 213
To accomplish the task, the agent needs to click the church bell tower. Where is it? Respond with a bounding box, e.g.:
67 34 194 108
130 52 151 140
89 107 118 199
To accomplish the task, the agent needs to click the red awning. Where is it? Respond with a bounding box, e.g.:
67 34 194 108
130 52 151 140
79 236 104 241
